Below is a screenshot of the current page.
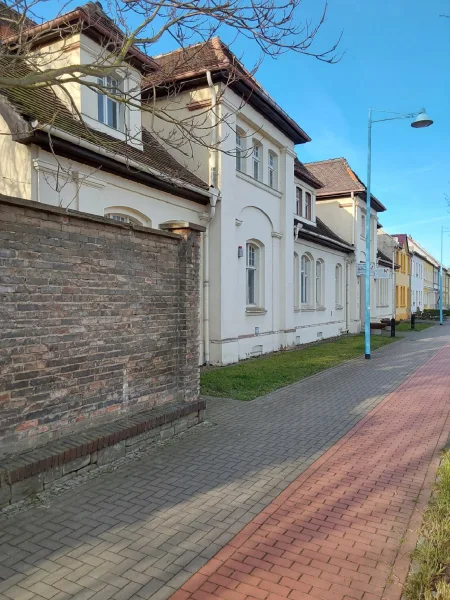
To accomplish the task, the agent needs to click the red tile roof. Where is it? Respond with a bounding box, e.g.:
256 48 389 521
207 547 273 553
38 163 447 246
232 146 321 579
144 38 311 145
0 56 208 193
1 2 157 72
294 158 323 189
305 157 386 212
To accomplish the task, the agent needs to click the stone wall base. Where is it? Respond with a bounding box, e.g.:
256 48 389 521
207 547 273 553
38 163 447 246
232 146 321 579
0 400 206 508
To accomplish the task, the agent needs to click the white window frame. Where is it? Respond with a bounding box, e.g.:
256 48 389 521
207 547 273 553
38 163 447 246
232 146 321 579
305 192 312 221
104 207 151 227
252 142 261 182
97 75 121 129
236 128 245 173
335 263 343 308
316 259 325 307
296 187 303 217
246 241 264 308
301 254 313 306
268 151 278 190
107 213 142 225
294 252 300 310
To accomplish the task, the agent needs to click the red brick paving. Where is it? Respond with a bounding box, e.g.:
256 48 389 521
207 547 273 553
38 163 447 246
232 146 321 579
171 344 450 600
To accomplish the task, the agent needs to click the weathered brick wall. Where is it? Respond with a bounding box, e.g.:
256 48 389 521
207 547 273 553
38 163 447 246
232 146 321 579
0 195 203 457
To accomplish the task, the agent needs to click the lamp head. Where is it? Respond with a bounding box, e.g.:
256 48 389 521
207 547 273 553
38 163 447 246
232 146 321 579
411 108 433 128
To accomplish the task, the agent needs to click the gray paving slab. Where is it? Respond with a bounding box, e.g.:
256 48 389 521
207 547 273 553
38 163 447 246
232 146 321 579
0 326 449 600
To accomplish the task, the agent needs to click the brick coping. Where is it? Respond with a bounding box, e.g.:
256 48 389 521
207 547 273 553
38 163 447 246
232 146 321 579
0 399 205 485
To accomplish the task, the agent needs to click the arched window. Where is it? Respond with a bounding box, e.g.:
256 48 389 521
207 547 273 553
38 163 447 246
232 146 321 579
236 127 245 172
104 207 151 227
294 252 300 310
335 263 343 307
316 259 325 307
301 254 313 305
252 141 262 181
246 241 264 307
268 151 278 190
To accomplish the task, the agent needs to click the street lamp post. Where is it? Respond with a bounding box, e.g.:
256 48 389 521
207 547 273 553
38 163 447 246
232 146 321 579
364 108 433 359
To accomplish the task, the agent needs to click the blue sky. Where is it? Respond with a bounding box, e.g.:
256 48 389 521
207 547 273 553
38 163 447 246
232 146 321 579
217 0 450 261
39 0 450 260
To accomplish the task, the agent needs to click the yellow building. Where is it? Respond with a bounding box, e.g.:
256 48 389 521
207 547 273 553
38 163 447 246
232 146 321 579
443 269 450 310
392 235 411 320
423 259 438 309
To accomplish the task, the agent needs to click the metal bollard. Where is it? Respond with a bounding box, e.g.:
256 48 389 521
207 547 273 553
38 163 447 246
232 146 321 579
390 318 396 338
411 313 415 330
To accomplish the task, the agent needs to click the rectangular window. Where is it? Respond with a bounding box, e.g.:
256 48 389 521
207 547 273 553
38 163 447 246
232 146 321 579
301 256 309 304
335 264 343 307
296 187 303 216
236 132 243 172
361 214 366 238
97 76 119 129
268 152 277 189
252 145 260 181
396 285 400 307
305 192 312 221
246 243 258 306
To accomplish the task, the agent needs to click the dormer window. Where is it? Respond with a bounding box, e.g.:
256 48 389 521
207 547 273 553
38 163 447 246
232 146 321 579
296 187 303 216
97 75 120 129
295 186 314 221
305 192 312 220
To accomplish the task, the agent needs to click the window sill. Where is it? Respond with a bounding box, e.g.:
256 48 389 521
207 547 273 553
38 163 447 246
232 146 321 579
294 215 315 226
316 305 326 311
301 305 315 312
294 308 301 313
246 307 267 315
236 170 282 198
335 305 344 310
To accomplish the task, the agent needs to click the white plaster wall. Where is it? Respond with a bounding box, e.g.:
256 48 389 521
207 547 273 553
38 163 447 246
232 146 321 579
293 240 349 344
315 198 353 244
34 148 207 225
143 87 212 184
411 255 424 311
0 116 32 199
208 87 297 364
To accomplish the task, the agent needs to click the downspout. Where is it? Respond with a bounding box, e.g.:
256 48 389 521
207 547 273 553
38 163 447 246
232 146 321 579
351 192 356 246
203 71 219 366
392 249 396 319
345 260 350 332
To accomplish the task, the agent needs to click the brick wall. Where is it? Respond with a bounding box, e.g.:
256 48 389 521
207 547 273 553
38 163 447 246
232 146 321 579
0 195 203 457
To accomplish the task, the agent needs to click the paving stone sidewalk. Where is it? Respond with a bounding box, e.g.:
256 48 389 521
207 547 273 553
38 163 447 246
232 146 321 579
174 337 450 600
0 327 449 600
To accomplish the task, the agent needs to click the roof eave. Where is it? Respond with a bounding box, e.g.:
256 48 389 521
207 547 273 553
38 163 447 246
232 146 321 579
143 68 310 145
4 9 158 72
18 129 209 205
316 189 386 212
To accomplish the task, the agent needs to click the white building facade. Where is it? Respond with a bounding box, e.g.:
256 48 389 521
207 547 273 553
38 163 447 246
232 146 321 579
305 159 393 332
2 14 366 365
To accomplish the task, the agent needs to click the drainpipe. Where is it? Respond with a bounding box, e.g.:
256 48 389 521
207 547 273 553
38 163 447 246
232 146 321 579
203 71 219 365
392 249 396 319
351 192 356 246
345 260 350 332
203 194 218 366
206 71 218 187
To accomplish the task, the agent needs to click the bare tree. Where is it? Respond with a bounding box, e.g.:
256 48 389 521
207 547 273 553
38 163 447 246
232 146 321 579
0 0 341 184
